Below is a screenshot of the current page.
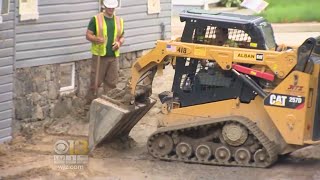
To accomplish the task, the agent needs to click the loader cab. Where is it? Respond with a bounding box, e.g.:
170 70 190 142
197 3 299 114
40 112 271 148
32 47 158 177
179 9 277 50
171 10 278 107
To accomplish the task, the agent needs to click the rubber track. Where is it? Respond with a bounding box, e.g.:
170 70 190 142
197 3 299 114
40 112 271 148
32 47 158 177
147 116 279 168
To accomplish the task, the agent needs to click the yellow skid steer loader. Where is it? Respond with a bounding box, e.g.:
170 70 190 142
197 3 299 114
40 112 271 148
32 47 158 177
89 10 320 168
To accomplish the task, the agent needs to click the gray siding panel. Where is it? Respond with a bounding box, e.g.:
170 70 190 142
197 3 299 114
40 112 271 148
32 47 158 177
2 12 14 21
119 0 172 53
18 10 97 24
40 0 98 5
16 20 89 33
15 0 98 68
16 43 89 60
0 119 12 130
16 28 86 43
0 75 13 85
118 4 171 15
0 57 14 67
120 10 171 22
0 101 13 112
127 25 171 37
121 41 156 53
0 29 14 39
0 0 14 144
0 39 14 49
0 110 12 121
39 3 98 15
0 66 13 76
126 17 171 29
0 127 12 139
16 36 87 51
0 136 12 144
126 32 171 44
0 48 14 58
0 92 12 103
16 52 91 68
0 83 13 94
121 0 171 7
0 22 14 31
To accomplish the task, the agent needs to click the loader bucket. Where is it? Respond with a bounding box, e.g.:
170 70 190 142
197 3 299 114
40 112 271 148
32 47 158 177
88 96 156 151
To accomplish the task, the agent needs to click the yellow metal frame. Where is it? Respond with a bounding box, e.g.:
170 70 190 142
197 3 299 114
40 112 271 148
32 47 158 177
130 40 297 95
129 39 320 148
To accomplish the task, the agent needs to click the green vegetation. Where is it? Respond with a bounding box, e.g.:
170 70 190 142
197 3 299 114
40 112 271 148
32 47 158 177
220 0 242 7
259 0 320 23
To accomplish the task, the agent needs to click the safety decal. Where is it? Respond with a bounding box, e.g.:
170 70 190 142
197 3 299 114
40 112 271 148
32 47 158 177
250 42 258 48
194 46 206 56
234 51 263 61
264 93 305 110
256 54 264 61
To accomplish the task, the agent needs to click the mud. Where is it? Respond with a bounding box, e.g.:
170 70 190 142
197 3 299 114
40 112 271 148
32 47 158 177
2 167 52 180
91 136 138 159
290 144 320 160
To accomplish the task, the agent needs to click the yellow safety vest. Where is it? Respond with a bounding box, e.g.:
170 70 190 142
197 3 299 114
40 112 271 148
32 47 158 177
91 13 124 57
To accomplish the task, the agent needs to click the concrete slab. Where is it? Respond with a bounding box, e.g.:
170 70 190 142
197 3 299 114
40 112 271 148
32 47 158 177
272 23 320 33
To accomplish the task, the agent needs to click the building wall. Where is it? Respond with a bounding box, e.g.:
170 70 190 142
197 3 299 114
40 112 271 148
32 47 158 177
15 0 172 68
118 0 172 52
0 0 14 143
15 0 99 68
11 0 172 134
14 50 144 123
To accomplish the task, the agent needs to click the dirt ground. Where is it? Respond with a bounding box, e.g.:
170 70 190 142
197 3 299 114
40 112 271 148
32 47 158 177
1 19 320 180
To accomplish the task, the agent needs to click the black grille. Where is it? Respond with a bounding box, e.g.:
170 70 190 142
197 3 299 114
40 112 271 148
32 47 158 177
192 26 252 47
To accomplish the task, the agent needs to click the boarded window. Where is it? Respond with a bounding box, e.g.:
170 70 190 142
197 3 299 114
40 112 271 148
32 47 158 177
148 0 161 14
19 0 39 21
60 63 75 92
1 0 9 15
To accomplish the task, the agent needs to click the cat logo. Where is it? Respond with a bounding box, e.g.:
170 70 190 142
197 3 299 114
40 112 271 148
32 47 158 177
265 93 305 109
269 94 287 106
256 54 264 61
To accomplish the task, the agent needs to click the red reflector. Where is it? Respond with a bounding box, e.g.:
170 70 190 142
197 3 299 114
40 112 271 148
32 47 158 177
296 103 305 110
232 64 275 81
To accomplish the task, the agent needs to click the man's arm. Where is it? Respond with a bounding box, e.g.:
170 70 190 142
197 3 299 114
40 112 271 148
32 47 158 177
86 30 105 44
118 34 125 46
86 17 104 44
112 33 125 51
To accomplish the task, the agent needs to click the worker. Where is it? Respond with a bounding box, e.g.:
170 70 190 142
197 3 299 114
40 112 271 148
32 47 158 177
85 0 124 102
199 27 237 82
212 27 237 47
200 27 238 66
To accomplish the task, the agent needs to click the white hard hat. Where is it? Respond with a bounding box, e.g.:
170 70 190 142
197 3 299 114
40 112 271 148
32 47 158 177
103 0 119 8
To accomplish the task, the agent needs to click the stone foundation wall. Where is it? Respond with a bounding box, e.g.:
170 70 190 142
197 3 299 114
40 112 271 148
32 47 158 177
14 50 145 123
